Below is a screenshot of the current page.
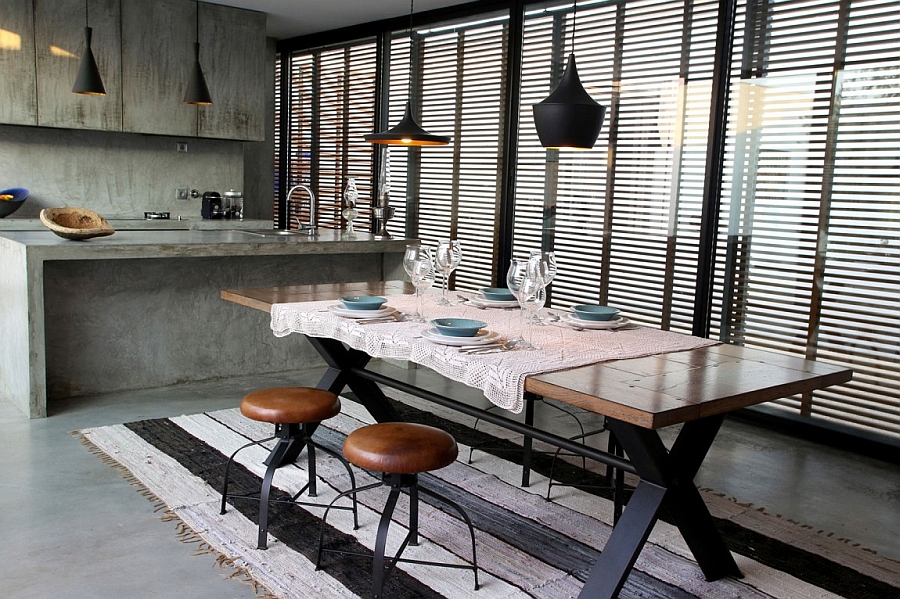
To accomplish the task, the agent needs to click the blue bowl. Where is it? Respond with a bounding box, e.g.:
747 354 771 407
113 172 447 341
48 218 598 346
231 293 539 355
480 287 516 302
340 295 387 310
0 187 28 218
571 305 620 321
431 317 487 337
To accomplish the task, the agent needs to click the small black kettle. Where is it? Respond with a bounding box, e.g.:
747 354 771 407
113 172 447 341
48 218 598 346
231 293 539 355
201 191 223 219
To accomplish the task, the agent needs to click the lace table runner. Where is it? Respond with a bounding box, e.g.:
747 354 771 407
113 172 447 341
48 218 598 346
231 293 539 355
271 293 718 413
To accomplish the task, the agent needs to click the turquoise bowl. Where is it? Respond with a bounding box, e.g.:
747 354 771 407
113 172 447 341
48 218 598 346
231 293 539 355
431 318 487 337
571 305 620 321
480 287 516 302
340 295 387 310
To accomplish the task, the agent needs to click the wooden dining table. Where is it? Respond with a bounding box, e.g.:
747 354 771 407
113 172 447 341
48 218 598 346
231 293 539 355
222 280 853 599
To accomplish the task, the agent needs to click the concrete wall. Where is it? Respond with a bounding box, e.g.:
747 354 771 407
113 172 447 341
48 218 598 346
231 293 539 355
0 37 277 223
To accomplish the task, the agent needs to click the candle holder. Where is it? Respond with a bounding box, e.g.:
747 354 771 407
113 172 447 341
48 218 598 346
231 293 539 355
374 191 394 238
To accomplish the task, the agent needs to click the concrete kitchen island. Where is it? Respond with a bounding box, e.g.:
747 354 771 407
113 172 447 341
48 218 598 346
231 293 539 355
0 229 409 418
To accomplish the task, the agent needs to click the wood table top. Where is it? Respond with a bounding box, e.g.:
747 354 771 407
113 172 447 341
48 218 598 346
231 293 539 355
222 281 852 429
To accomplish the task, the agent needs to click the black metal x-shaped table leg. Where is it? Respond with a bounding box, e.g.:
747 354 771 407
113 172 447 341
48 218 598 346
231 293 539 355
578 414 742 598
307 337 402 424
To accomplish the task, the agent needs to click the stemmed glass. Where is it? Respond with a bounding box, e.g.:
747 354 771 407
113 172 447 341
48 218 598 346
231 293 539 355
529 251 557 324
435 239 462 306
507 258 544 350
403 245 433 322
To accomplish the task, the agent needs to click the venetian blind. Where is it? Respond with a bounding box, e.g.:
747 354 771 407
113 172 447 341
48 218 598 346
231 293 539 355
273 53 282 227
386 14 509 291
284 40 377 231
516 0 719 335
718 0 900 436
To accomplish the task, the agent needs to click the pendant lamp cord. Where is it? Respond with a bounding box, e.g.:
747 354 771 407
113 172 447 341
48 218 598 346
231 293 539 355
85 0 89 27
571 0 577 54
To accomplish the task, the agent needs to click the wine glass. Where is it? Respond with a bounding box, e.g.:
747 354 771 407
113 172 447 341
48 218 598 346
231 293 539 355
435 239 462 306
403 245 430 321
410 249 435 321
507 257 544 350
528 251 557 324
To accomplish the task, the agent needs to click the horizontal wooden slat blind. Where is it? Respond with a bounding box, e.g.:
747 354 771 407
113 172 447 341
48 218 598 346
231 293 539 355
388 15 508 291
516 0 719 336
274 0 899 442
719 0 900 437
284 40 377 231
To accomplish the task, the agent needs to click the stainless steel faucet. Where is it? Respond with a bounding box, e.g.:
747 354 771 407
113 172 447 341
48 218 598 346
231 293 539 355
285 184 316 234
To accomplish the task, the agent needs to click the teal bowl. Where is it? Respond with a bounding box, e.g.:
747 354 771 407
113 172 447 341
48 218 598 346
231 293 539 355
340 295 387 310
480 287 516 302
571 305 620 321
431 318 487 337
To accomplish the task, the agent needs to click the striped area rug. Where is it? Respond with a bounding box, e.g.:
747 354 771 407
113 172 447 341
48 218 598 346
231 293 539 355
78 394 900 599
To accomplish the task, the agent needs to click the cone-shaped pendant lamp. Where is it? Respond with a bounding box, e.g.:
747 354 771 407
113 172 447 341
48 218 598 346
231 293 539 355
365 100 451 146
184 42 212 105
365 0 449 146
184 2 212 105
72 1 106 96
533 53 605 149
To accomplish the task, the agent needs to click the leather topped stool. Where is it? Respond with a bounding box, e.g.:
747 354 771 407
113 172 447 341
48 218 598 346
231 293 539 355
220 387 358 550
317 422 479 598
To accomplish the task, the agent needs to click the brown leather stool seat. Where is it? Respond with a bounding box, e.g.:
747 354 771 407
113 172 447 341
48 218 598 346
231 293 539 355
220 387 358 550
240 387 341 424
343 422 458 474
317 422 478 598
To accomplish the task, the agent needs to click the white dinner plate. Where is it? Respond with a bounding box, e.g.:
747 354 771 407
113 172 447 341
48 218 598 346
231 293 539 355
564 314 631 330
422 328 500 346
328 304 396 318
467 296 520 309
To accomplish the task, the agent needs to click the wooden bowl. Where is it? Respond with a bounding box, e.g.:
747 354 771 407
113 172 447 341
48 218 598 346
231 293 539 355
39 207 115 240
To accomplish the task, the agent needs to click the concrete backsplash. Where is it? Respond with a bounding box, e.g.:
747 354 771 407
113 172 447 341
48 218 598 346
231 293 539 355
0 124 252 220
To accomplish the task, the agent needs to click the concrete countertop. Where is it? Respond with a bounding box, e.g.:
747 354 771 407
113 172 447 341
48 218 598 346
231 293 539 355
0 228 412 260
0 218 276 231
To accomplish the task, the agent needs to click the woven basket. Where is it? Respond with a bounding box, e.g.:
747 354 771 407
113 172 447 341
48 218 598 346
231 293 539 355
40 207 115 240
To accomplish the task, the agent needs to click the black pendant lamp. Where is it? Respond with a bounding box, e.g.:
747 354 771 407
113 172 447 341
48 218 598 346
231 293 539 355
365 0 450 146
365 100 451 146
184 1 212 105
532 1 605 149
72 0 106 96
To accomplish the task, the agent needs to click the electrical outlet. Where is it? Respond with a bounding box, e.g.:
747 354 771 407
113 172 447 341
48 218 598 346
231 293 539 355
176 142 188 153
176 188 189 200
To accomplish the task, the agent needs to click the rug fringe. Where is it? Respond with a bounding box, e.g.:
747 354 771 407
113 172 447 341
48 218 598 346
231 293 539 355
73 431 280 599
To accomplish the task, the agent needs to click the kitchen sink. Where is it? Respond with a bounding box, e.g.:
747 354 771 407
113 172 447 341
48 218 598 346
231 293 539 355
235 229 314 237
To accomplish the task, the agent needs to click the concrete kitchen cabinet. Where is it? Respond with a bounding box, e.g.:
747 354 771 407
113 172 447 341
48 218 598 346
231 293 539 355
197 2 266 141
121 0 197 136
0 0 38 125
34 0 123 131
2 0 265 141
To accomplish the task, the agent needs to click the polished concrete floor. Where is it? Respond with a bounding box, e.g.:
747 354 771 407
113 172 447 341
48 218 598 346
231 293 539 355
1 363 898 599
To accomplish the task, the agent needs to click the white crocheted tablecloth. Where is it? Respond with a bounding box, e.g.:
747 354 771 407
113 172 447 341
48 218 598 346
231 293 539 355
270 293 718 413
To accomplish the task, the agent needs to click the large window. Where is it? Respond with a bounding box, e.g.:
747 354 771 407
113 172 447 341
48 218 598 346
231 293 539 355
275 0 900 442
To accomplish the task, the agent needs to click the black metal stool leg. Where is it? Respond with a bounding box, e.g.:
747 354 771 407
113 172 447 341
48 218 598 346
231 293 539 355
419 485 480 590
306 438 318 497
220 436 277 515
373 484 403 599
257 456 279 549
408 482 419 546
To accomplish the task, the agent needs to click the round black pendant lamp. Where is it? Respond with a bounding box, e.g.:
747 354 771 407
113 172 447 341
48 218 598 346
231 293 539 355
365 0 450 146
184 0 213 105
72 0 106 96
532 1 605 149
